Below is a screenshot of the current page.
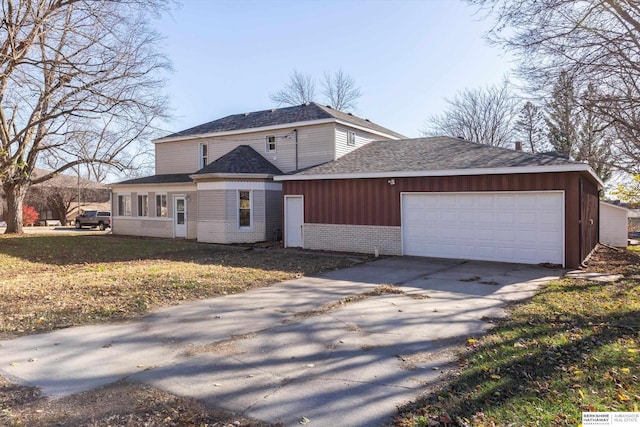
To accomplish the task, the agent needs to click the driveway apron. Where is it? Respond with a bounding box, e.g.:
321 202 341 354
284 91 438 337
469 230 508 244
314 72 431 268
0 256 563 426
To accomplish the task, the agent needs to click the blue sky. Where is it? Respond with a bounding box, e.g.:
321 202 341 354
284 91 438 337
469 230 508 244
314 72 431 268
155 0 514 138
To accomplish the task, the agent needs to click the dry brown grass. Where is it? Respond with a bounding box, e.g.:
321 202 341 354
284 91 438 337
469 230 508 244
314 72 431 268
0 377 277 427
0 234 358 426
0 234 358 338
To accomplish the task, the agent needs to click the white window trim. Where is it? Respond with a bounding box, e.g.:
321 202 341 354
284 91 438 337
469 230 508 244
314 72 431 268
237 189 253 231
137 193 149 217
199 143 208 169
265 135 276 153
155 193 168 218
347 130 356 146
117 194 132 217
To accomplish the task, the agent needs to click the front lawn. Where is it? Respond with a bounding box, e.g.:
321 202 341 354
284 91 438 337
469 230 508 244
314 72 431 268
395 246 640 426
0 234 357 338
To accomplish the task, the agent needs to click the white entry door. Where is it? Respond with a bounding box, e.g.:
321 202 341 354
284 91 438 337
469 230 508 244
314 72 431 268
285 196 303 248
401 192 564 265
174 196 187 238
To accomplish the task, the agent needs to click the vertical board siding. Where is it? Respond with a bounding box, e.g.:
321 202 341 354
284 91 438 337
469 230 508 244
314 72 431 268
285 173 577 225
580 177 599 260
283 172 597 268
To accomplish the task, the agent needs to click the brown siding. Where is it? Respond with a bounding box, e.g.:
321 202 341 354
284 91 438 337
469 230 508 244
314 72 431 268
283 172 599 269
580 176 600 261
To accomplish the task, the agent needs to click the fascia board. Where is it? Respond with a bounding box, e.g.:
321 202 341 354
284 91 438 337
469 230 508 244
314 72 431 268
275 164 604 187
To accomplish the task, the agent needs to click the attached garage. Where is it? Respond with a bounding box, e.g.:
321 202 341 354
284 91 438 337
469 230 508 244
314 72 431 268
276 137 604 269
401 192 564 265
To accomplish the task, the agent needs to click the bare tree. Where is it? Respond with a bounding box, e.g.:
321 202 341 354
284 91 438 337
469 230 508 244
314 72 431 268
321 69 362 112
468 0 640 172
271 69 363 111
422 81 519 147
0 0 170 234
514 101 547 153
269 70 316 106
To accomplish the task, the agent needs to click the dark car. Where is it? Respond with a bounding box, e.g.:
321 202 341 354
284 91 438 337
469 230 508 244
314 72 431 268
75 210 111 230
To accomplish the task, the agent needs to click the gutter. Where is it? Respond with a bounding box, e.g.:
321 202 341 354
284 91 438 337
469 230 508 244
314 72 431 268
189 173 274 181
274 164 604 188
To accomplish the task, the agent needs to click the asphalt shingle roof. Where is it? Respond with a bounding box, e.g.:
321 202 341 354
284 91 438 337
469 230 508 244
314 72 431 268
297 137 577 176
194 145 282 175
115 174 193 185
161 102 404 140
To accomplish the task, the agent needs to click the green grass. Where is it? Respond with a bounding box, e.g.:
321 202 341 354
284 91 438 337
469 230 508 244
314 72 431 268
395 247 640 427
0 234 357 337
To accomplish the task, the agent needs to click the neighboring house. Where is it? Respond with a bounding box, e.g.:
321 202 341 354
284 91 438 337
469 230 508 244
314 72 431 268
109 103 403 242
628 208 640 233
599 201 629 247
0 168 109 225
276 137 603 269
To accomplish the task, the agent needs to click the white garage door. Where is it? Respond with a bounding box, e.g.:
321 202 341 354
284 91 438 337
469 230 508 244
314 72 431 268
402 192 564 265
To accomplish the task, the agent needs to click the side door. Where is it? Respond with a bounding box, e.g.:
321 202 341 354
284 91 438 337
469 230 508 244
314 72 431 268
284 195 303 248
174 196 187 238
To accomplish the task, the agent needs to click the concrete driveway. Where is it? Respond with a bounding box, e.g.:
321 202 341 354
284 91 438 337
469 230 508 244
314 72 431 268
0 256 563 426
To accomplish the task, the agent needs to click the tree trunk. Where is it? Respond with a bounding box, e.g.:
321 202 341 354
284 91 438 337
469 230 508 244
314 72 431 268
3 182 27 234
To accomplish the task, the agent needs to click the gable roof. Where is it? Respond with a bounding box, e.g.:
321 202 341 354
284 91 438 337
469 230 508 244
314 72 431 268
275 136 603 187
193 145 282 176
156 102 404 142
114 173 194 185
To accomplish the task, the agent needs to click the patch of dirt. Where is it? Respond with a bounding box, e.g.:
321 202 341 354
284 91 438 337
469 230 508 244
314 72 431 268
182 333 257 357
586 244 640 275
0 377 277 427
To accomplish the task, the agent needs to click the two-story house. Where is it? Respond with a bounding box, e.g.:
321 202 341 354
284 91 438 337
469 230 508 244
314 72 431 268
110 102 404 243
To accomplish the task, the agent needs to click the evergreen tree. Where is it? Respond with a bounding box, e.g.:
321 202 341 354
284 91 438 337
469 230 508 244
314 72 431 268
514 101 547 153
575 84 613 182
545 71 579 157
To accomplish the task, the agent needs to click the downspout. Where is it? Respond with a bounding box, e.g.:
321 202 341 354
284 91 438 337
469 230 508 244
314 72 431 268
597 189 602 244
294 129 299 171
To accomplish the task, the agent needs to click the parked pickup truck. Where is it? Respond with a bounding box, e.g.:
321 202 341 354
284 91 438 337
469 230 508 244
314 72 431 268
75 210 111 230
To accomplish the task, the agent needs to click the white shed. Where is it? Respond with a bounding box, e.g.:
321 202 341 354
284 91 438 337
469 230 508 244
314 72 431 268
600 201 629 247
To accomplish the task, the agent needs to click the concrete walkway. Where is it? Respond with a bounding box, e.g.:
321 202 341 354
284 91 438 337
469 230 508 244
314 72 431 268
0 256 563 426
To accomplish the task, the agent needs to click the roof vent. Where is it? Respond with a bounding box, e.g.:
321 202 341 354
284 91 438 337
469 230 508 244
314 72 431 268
365 119 370 122
271 108 276 112
304 102 310 106
348 113 353 116
325 105 332 108
456 136 465 139
244 112 249 117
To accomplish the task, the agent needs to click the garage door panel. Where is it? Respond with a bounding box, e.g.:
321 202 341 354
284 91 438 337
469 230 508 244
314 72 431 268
477 212 495 223
497 211 516 223
496 195 516 208
402 192 564 265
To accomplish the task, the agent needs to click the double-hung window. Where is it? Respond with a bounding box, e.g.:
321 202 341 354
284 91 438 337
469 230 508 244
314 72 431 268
265 135 276 153
117 195 131 216
347 131 356 146
156 194 167 217
137 194 148 216
238 190 251 229
199 143 208 168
